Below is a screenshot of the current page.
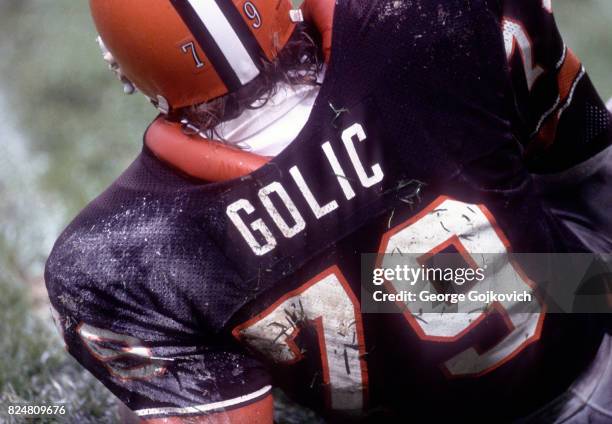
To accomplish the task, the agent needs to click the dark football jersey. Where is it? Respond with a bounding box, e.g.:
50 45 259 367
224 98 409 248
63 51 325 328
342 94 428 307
501 0 612 253
502 0 611 173
46 0 607 421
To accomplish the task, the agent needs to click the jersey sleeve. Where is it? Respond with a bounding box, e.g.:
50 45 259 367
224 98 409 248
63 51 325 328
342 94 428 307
501 0 612 251
52 316 271 420
44 154 272 420
502 0 612 173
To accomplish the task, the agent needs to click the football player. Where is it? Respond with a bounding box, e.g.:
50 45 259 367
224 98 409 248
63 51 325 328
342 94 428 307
46 0 611 422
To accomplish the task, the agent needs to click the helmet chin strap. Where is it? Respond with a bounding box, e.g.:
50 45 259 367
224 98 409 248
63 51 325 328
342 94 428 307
145 117 269 182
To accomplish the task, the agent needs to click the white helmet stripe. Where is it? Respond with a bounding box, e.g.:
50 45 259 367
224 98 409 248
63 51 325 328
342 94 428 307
187 0 259 85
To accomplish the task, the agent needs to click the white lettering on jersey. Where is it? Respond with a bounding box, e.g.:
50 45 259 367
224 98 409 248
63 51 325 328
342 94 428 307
341 123 385 188
258 182 306 239
226 199 277 256
543 0 552 13
290 166 339 219
378 197 544 376
233 267 367 410
227 122 385 256
321 141 356 200
236 196 546 410
503 19 545 91
226 123 385 256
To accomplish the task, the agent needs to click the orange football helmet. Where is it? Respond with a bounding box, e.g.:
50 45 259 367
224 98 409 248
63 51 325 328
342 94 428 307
90 0 299 112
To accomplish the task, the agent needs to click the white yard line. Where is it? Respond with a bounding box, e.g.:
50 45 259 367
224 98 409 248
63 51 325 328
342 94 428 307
0 89 63 316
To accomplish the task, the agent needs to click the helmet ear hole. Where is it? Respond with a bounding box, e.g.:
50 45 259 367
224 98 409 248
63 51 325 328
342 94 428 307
89 0 296 110
96 36 137 95
155 96 170 115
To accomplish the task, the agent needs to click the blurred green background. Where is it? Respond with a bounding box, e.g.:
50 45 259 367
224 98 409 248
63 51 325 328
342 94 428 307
0 1 610 422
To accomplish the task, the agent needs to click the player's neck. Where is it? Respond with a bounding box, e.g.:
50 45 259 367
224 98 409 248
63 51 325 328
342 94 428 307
213 81 321 156
146 73 325 182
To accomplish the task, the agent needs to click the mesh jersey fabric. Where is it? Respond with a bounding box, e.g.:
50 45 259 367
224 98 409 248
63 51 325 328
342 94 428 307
501 0 612 252
46 0 608 421
502 0 612 173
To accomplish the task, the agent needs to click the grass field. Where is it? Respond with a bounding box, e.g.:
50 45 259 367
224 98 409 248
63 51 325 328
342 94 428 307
0 281 119 423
